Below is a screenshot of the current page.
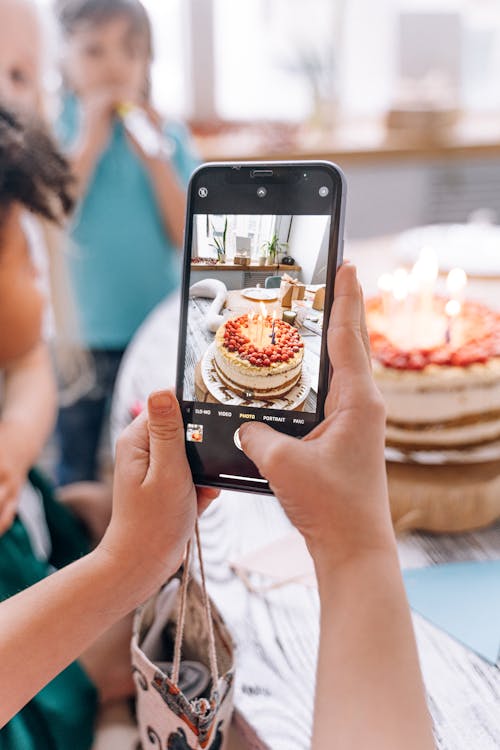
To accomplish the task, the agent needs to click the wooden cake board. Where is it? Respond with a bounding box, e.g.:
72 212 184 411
194 360 306 412
387 459 500 534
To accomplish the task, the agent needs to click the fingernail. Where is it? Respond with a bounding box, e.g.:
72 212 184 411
149 390 173 414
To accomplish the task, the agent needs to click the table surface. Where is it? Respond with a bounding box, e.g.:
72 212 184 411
111 238 500 750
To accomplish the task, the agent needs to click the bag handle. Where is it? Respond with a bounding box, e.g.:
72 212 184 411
171 520 219 690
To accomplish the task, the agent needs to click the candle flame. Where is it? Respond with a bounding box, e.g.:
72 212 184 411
392 268 409 302
411 246 439 288
446 268 467 299
445 299 461 318
377 273 394 293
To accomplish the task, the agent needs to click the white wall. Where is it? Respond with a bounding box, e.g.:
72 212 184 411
287 216 330 283
343 157 500 239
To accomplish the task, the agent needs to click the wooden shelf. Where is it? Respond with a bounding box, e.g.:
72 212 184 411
191 263 301 272
194 113 500 166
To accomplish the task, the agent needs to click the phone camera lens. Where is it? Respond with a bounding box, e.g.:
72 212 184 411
319 186 329 198
257 186 267 198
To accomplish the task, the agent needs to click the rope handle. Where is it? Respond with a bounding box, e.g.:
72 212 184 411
171 520 219 689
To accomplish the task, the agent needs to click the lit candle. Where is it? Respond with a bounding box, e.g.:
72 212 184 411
445 299 461 346
392 268 409 302
270 309 277 345
411 246 439 293
446 267 467 302
248 310 255 341
391 269 410 347
411 246 439 324
258 302 267 347
377 273 394 318
445 268 467 347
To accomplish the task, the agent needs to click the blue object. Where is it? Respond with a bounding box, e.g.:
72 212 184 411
57 94 198 348
403 560 500 664
265 275 282 289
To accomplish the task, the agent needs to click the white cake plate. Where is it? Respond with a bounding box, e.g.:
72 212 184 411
395 223 500 277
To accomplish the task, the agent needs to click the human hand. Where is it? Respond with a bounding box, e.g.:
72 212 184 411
0 422 30 535
78 88 122 155
98 391 218 602
240 264 394 573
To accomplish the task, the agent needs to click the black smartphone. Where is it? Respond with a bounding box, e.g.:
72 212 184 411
176 161 346 494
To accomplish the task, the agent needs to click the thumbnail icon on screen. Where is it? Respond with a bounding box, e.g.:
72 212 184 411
186 423 204 443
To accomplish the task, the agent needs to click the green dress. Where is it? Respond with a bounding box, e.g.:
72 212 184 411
0 469 98 750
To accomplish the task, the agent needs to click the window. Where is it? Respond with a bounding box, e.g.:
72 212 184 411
36 0 500 123
214 0 340 122
145 0 186 118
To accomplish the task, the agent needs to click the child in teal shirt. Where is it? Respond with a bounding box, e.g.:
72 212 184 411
56 0 198 484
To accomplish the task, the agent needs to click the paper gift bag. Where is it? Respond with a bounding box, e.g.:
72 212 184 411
312 286 326 311
132 523 234 749
280 274 306 309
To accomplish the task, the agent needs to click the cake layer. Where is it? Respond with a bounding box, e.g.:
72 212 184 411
214 359 302 399
214 344 302 394
386 418 500 449
373 358 500 425
367 295 500 450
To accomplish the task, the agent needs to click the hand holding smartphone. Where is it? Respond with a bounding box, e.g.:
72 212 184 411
176 161 346 494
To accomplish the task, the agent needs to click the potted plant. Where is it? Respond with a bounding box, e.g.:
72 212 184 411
210 217 228 263
261 233 288 266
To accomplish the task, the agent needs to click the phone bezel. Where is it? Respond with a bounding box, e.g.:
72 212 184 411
176 161 346 494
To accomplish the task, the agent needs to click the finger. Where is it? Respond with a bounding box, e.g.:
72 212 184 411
114 410 150 484
0 501 16 536
0 483 8 506
146 390 188 481
196 486 219 515
328 264 372 379
239 422 297 479
359 283 373 371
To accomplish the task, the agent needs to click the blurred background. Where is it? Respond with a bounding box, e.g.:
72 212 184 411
38 0 500 239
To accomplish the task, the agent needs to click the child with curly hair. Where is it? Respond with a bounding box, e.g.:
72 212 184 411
0 104 101 749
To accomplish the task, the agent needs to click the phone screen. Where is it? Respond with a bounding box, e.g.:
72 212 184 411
176 162 345 493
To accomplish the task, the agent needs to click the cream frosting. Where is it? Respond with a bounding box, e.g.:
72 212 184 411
215 316 304 399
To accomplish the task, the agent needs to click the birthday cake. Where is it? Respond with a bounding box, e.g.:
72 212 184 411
214 314 304 400
367 298 500 451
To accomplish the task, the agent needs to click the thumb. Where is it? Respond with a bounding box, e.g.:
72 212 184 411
147 390 187 475
239 421 297 480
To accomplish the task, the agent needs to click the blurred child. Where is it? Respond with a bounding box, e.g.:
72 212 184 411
0 0 44 114
0 0 59 552
56 0 198 485
0 0 100 544
0 104 103 749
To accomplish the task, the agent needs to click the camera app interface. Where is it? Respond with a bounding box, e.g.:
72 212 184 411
181 212 332 487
